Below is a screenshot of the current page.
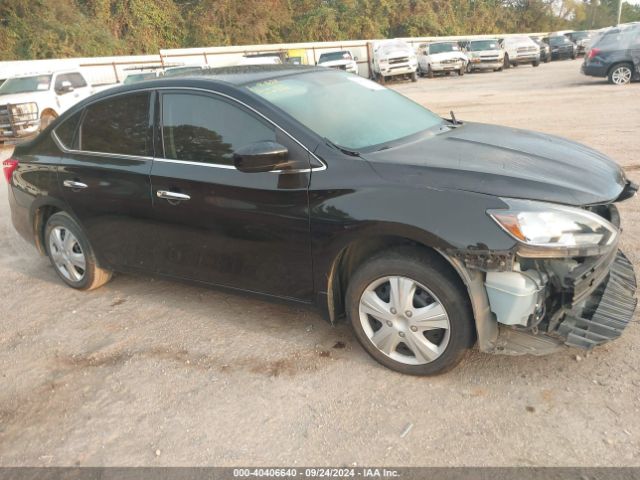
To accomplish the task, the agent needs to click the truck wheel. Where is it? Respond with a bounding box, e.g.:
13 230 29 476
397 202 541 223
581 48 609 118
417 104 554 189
346 247 475 376
458 67 465 76
532 60 540 67
40 111 57 130
466 63 473 74
427 65 434 78
411 71 418 82
378 73 386 85
45 212 113 290
608 63 633 85
503 54 510 69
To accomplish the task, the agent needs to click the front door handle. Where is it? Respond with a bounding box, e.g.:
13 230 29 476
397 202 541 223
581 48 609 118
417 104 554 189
157 190 190 201
63 180 88 189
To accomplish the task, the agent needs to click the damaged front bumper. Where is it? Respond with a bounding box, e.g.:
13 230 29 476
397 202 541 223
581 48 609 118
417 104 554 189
443 203 638 356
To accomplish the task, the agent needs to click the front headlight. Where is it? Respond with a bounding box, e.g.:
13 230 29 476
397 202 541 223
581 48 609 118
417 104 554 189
488 199 618 257
10 102 38 116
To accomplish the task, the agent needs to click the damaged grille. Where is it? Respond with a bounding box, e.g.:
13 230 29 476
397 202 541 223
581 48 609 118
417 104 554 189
558 251 637 349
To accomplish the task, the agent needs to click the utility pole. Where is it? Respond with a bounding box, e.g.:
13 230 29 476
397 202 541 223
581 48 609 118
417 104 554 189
617 0 623 25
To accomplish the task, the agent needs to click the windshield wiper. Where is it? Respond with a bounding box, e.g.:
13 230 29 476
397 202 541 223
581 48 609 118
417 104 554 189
325 138 360 157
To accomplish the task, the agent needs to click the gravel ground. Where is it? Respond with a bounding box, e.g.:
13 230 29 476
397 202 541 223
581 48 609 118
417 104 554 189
0 59 639 467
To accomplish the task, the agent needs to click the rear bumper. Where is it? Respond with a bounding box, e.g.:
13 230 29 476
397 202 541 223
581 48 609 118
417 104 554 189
581 63 608 78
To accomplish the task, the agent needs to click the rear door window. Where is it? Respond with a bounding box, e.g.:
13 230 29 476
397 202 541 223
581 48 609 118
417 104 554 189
54 111 83 149
78 92 151 157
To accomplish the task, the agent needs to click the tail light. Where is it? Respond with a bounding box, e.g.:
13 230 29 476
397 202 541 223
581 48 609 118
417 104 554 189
588 48 600 59
2 158 19 184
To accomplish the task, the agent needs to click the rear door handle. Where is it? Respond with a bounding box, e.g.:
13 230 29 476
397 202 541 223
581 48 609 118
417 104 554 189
157 190 190 201
63 180 88 189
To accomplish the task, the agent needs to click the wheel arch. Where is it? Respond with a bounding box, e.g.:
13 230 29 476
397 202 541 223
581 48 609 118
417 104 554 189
325 233 471 325
40 107 58 119
607 61 634 77
30 198 70 255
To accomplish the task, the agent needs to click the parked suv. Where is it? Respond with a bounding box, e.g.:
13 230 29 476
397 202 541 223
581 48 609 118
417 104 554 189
0 70 92 144
582 24 640 85
416 42 467 77
545 35 577 60
5 66 637 376
317 50 358 74
372 40 418 83
499 36 541 68
565 31 592 55
462 39 504 73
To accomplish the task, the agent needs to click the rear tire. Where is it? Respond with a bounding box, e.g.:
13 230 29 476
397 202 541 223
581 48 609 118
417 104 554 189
346 247 474 376
44 212 112 290
427 65 434 78
608 63 633 85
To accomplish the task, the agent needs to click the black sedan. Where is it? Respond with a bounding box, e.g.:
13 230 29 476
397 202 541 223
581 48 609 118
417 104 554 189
4 66 637 375
546 35 578 60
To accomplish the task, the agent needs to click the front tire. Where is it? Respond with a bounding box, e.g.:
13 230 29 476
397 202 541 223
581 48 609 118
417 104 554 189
411 71 418 82
45 212 112 290
346 247 474 376
532 60 540 67
503 54 510 69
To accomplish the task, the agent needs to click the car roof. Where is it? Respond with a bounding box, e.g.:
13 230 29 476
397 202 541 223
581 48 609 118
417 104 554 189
80 65 328 103
170 64 324 85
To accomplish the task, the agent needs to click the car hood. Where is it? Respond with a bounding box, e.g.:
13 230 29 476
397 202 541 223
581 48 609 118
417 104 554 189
363 122 626 206
430 52 466 61
377 50 413 60
0 91 49 106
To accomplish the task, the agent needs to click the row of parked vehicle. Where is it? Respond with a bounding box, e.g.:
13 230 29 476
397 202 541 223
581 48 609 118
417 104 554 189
1 25 637 145
366 33 590 83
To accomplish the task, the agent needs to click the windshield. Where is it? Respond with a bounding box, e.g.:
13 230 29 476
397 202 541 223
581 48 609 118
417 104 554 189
429 43 459 54
0 75 52 95
469 40 499 51
319 51 352 62
549 36 569 45
246 71 443 151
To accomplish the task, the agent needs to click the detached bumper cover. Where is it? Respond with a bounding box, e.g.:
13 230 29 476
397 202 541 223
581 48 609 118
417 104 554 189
558 251 637 349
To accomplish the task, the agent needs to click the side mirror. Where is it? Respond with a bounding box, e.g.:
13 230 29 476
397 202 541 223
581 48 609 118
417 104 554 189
233 141 288 173
57 80 74 94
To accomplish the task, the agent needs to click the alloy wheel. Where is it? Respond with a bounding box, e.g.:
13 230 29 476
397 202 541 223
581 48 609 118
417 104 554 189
358 275 451 365
49 226 86 282
611 66 632 85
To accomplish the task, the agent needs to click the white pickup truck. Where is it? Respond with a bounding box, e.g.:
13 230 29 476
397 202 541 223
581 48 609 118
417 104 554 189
0 70 93 143
372 40 418 83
